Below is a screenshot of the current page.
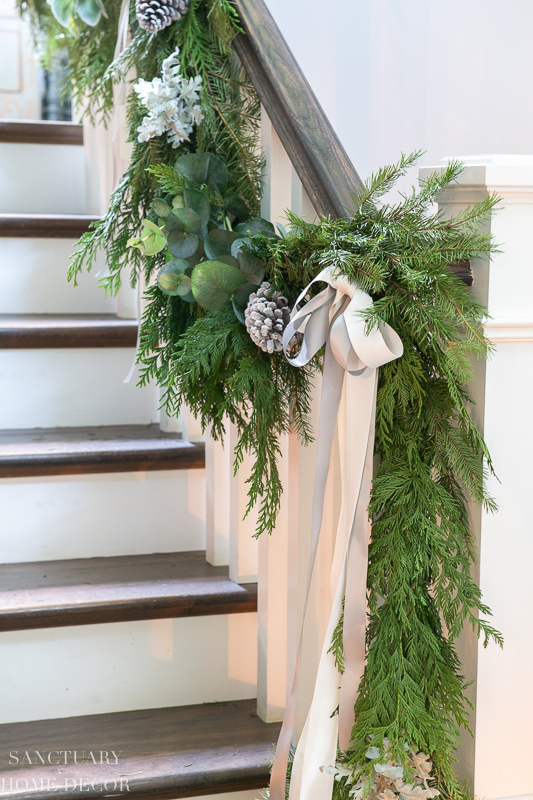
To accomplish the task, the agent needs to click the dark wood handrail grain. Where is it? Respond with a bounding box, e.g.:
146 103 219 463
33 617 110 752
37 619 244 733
233 0 363 219
0 120 83 146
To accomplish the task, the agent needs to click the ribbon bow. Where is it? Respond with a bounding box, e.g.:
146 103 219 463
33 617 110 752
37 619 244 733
271 266 403 800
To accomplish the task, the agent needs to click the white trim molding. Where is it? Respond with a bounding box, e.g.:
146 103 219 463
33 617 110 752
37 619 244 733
484 321 533 343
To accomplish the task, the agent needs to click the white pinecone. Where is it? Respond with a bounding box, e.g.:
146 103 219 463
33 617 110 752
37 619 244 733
136 0 189 33
245 282 291 354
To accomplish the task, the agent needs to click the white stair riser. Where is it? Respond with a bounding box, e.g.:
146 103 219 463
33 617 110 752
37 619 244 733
0 469 206 562
0 613 257 723
0 349 158 428
0 239 116 314
0 144 86 214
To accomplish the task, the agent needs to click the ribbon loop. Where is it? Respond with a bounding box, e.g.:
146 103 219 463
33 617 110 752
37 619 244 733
271 266 403 800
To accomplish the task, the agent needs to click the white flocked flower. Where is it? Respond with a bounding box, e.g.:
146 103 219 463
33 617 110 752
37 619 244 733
133 48 204 147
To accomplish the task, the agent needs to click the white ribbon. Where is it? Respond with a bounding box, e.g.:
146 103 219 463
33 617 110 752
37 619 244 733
270 266 403 800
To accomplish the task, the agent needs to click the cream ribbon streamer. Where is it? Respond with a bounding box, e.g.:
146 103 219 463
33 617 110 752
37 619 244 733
270 266 403 800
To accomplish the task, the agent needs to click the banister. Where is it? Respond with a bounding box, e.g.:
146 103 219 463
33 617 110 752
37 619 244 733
233 0 363 219
233 0 474 287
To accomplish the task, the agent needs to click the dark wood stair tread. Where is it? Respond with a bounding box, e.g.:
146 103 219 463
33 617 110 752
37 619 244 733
0 214 100 238
0 314 138 348
0 700 279 799
0 551 256 631
0 425 205 478
0 120 83 146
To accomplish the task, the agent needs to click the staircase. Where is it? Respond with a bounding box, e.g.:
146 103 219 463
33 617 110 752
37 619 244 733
0 120 278 799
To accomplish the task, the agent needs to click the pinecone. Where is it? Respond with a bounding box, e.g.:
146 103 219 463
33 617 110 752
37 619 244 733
136 0 189 33
245 282 291 354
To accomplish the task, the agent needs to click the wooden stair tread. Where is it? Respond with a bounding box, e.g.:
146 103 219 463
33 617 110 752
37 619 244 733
0 551 256 630
0 700 279 799
0 425 205 478
0 120 83 146
0 214 100 238
0 314 138 348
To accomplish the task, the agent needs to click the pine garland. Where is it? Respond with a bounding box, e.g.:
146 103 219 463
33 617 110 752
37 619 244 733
148 152 502 796
65 0 262 296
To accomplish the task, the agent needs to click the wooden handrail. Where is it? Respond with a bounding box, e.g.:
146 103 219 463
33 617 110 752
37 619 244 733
233 0 363 219
233 0 473 286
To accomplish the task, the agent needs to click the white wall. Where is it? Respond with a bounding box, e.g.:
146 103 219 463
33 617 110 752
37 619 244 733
264 0 533 193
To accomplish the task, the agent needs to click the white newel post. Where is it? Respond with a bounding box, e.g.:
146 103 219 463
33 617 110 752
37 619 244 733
419 156 533 800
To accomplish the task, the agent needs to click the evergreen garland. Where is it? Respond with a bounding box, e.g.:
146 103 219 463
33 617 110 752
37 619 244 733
66 0 263 296
144 153 502 796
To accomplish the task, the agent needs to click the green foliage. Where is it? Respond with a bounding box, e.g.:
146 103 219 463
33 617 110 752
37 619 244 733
138 302 316 534
263 153 500 799
135 151 274 312
61 0 263 295
145 153 501 798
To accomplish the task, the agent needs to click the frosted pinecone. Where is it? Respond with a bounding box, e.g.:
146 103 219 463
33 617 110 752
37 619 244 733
136 0 189 33
245 282 291 354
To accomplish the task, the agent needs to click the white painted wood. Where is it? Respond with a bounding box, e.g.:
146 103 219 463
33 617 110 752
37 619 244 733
255 112 341 728
0 348 159 428
0 239 116 314
205 429 231 567
0 0 40 120
0 143 86 214
228 427 259 584
0 469 206 563
419 155 533 799
180 405 204 442
0 612 257 723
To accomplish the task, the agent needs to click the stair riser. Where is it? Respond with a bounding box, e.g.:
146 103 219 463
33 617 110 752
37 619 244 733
0 144 86 215
0 470 206 563
0 239 116 315
0 613 257 723
0 350 158 428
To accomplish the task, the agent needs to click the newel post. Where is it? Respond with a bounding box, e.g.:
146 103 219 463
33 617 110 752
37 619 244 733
419 156 533 799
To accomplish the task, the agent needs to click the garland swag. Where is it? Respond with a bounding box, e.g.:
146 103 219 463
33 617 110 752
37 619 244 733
19 0 502 796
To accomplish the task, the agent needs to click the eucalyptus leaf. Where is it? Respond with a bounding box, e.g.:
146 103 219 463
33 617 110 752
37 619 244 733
237 252 265 284
225 196 250 224
276 223 288 238
191 260 247 311
186 254 203 269
171 207 203 234
157 259 190 295
164 212 186 233
230 237 251 258
167 230 199 259
175 153 210 186
204 229 242 260
131 220 165 256
184 187 210 228
206 154 229 192
175 274 192 297
217 255 239 268
235 217 275 235
142 219 164 234
163 258 190 275
142 232 166 256
152 199 172 218
232 282 259 324
76 0 102 25
172 194 185 209
50 0 75 26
